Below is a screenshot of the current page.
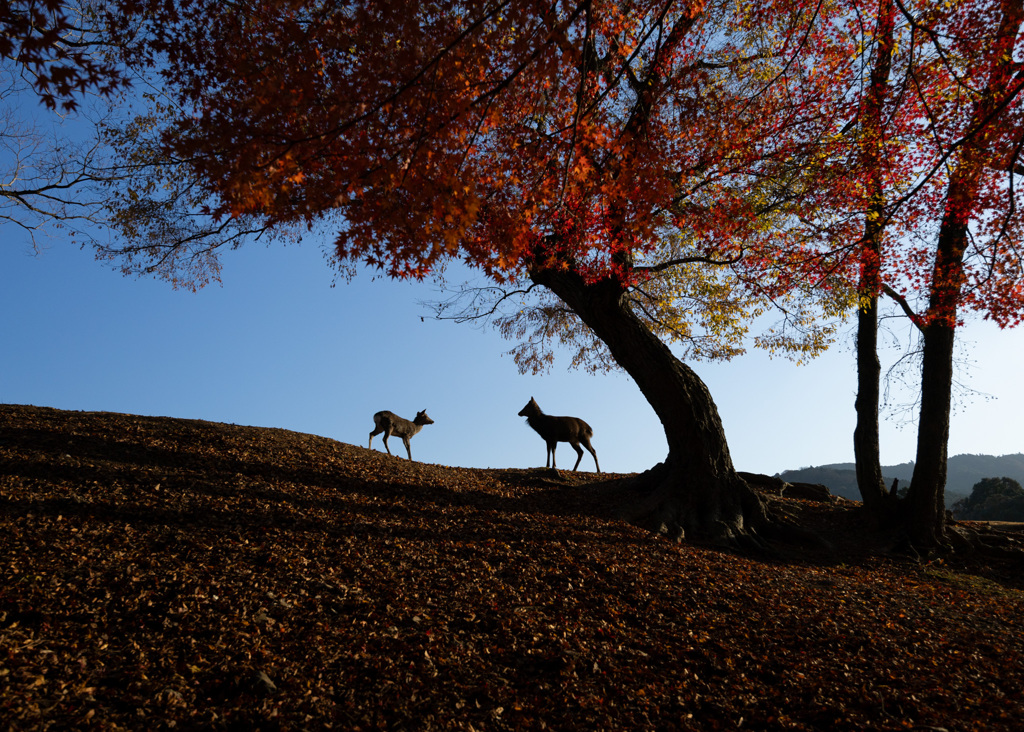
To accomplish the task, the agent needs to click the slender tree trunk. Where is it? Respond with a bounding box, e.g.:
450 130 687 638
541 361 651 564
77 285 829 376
907 318 956 548
853 0 895 518
531 267 770 547
905 146 982 549
854 290 891 514
906 193 972 549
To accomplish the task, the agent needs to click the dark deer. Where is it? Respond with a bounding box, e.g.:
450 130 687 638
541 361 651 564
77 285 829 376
518 397 600 473
368 410 434 461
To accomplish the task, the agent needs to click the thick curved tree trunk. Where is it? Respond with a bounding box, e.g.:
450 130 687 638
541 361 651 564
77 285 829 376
531 268 770 546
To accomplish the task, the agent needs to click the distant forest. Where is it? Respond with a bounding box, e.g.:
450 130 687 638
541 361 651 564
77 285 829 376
778 454 1024 510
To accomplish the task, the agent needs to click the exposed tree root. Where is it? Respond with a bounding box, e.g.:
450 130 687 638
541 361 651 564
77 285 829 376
600 463 831 555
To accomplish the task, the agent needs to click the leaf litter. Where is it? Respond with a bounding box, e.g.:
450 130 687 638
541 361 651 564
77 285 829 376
1 404 1022 730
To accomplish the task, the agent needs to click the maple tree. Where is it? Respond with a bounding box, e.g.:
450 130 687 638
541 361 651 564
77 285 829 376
851 0 899 519
834 0 1024 549
103 0 868 546
903 0 1024 549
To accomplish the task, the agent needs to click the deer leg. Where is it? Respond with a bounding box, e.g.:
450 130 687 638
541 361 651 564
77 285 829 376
581 437 600 474
570 442 584 471
546 441 556 469
402 437 412 461
381 430 393 455
369 426 383 449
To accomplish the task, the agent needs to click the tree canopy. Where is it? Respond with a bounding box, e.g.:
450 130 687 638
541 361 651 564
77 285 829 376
88 0 1024 547
1 0 127 111
106 0 870 361
108 0 1024 352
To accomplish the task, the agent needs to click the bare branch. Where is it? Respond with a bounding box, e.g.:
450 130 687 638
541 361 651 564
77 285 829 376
882 283 924 332
429 282 541 324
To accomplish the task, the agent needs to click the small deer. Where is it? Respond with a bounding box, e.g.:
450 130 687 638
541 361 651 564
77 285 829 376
518 397 600 473
368 409 434 461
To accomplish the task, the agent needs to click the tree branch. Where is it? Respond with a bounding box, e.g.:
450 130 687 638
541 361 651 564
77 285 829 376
882 283 924 332
430 282 542 324
634 249 744 275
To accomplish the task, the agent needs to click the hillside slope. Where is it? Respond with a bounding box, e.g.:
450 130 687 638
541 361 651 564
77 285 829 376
2 404 1023 730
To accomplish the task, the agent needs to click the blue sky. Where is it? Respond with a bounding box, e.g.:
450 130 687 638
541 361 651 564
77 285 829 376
4 21 1021 481
3 224 1022 476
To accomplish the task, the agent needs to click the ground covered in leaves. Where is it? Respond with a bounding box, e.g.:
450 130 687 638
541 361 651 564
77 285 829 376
1 404 1023 731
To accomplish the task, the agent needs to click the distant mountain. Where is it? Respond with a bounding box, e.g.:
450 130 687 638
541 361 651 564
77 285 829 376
777 454 1024 508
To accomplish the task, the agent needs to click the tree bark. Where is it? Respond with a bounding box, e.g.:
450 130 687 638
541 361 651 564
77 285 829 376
907 319 955 548
906 193 972 549
854 291 892 515
530 267 770 547
853 0 895 519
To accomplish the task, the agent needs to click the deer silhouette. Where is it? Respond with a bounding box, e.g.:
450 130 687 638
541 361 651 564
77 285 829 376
368 409 434 461
518 397 600 473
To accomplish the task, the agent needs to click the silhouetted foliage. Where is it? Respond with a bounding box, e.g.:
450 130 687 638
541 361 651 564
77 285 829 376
953 477 1024 522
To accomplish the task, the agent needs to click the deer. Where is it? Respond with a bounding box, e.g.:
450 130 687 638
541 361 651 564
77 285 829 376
368 409 434 461
518 397 600 473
